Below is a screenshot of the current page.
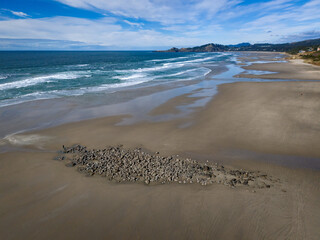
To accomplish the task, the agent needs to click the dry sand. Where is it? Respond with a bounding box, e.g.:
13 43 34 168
1 53 320 240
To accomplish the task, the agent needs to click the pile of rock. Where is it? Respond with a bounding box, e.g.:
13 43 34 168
56 145 277 188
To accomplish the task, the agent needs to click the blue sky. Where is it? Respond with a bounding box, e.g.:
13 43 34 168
0 0 319 50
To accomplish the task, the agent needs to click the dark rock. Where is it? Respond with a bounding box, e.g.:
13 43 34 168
57 145 277 188
65 162 76 167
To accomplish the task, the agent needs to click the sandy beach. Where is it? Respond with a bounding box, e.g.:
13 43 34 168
1 52 320 239
237 54 320 80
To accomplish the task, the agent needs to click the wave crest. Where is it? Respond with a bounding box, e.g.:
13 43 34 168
0 72 91 90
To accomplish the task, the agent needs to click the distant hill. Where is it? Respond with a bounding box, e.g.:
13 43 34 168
164 43 229 52
227 42 251 48
159 38 320 53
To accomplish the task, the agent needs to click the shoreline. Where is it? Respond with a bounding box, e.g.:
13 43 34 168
236 53 320 80
1 52 320 239
0 63 230 139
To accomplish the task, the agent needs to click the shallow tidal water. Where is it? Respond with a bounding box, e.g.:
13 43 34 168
0 51 285 138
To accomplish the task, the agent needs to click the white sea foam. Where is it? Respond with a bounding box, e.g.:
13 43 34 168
0 76 152 107
203 68 212 76
155 55 218 64
0 66 213 108
117 62 185 74
0 78 151 108
0 74 8 80
164 68 212 82
182 56 215 64
75 64 89 67
153 67 211 82
149 56 189 62
0 52 229 108
116 73 147 80
0 133 52 148
118 56 217 76
115 66 196 83
0 72 91 90
158 68 203 78
64 64 90 69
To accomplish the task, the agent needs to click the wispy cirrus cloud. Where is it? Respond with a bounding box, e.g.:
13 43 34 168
55 0 235 24
237 0 320 42
123 20 144 28
279 30 320 43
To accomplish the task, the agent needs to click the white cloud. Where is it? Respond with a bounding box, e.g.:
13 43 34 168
0 0 319 49
194 0 240 18
0 17 119 44
1 9 29 18
10 11 29 17
215 0 294 21
0 16 206 49
238 0 320 40
279 30 320 43
123 20 143 28
304 0 320 7
55 0 233 25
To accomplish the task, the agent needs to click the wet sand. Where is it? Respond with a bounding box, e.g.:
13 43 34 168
237 58 320 80
1 151 319 240
1 52 320 239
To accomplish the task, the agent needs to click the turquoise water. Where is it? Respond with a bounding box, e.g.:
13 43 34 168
0 51 233 107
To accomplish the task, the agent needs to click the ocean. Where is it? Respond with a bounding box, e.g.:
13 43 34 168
0 51 234 107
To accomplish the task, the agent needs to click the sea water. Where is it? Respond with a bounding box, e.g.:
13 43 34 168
0 51 234 107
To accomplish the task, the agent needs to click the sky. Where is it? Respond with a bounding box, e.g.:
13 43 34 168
0 0 319 50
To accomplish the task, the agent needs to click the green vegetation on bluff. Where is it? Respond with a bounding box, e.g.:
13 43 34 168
300 51 320 65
